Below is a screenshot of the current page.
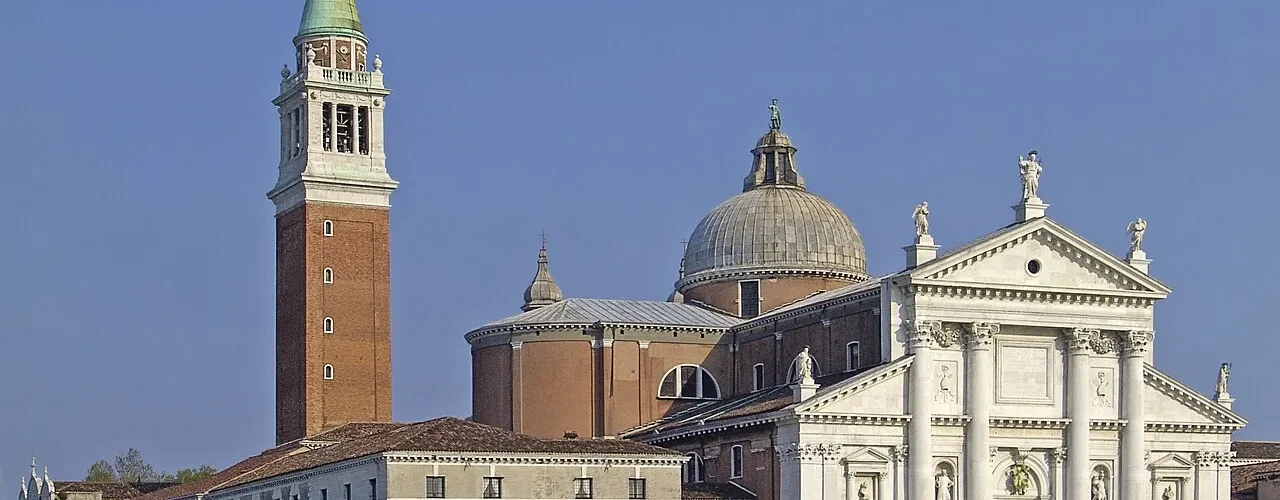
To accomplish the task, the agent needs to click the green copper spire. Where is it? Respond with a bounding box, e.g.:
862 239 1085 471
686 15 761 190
296 0 366 43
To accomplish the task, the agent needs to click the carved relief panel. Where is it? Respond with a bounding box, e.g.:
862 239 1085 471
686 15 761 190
335 40 352 69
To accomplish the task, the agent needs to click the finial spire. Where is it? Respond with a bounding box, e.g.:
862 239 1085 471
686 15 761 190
522 234 563 311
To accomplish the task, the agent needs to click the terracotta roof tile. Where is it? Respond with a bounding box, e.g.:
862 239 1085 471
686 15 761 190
53 482 178 500
133 446 305 500
1235 441 1280 460
681 482 757 499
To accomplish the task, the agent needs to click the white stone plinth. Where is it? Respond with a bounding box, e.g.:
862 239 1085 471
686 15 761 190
904 235 940 268
793 382 818 403
1127 249 1151 273
1013 198 1049 222
1216 396 1234 409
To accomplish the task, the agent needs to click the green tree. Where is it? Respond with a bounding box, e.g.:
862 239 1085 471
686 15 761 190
83 449 216 484
84 461 116 482
175 466 217 484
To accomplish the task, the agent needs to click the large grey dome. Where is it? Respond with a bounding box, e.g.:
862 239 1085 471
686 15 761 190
679 185 868 285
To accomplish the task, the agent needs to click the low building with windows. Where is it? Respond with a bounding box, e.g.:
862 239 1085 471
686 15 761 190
135 418 682 500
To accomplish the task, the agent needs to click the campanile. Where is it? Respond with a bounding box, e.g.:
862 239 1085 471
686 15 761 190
268 0 396 445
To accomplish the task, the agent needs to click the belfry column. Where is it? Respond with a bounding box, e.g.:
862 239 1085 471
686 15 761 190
908 321 937 500
1121 331 1153 500
1065 328 1096 500
965 322 998 500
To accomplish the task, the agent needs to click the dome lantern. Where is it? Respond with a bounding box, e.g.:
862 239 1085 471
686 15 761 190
522 235 563 311
744 99 806 192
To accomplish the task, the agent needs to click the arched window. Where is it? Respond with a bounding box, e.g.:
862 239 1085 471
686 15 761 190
323 267 334 284
323 364 334 380
683 453 705 483
323 220 334 236
846 341 861 371
730 445 744 478
785 356 823 383
658 365 720 400
752 363 765 392
323 317 334 334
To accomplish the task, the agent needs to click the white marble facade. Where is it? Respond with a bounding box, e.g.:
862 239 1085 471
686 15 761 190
774 204 1244 500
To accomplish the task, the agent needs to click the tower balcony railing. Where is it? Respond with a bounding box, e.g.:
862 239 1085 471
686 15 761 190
281 64 385 93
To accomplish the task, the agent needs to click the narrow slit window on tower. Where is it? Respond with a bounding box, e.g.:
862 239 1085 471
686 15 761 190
322 103 334 151
336 104 354 153
739 280 761 318
291 109 302 158
358 106 370 155
764 153 777 183
323 267 334 284
323 317 334 334
323 220 334 236
323 364 334 380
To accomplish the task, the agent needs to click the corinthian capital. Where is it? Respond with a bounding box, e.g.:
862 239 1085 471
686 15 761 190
1121 331 1154 354
966 322 1000 349
910 320 942 349
1065 327 1100 354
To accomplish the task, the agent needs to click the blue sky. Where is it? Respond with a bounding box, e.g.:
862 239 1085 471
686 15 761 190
3 0 1277 483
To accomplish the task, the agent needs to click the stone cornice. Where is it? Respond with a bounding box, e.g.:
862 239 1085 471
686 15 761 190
383 452 685 467
797 356 915 413
907 282 1161 307
465 321 729 345
634 414 783 445
676 267 868 293
1148 422 1242 434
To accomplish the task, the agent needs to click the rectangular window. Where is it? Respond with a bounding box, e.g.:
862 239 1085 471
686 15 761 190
752 363 765 391
336 104 354 153
730 445 744 478
343 484 350 500
573 478 593 499
368 479 376 500
291 109 302 158
320 489 327 500
739 280 760 318
322 103 334 151
482 477 503 499
846 341 861 371
627 479 646 500
357 106 370 155
764 153 777 183
424 477 445 498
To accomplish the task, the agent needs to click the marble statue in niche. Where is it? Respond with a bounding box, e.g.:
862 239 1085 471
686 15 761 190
935 364 956 403
1091 471 1108 500
934 469 953 500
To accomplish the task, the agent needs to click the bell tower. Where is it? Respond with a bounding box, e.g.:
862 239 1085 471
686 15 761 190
269 0 396 445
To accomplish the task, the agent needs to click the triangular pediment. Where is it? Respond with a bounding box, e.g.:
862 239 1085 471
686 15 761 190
794 356 913 415
843 446 891 465
1149 452 1195 470
1144 365 1246 428
908 218 1171 297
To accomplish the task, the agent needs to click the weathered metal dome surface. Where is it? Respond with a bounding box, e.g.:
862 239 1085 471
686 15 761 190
680 185 868 284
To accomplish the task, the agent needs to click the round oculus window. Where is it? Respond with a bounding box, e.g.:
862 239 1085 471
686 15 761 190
1026 259 1042 275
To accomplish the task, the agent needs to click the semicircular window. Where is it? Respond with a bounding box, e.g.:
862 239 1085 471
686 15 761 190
658 364 720 400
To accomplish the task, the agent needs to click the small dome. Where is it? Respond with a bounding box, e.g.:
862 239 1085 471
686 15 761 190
522 242 563 311
679 186 868 286
756 129 793 148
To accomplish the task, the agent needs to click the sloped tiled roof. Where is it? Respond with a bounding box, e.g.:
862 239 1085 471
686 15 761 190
1235 441 1280 460
54 482 177 500
682 482 757 500
477 298 739 332
1232 459 1280 497
140 418 678 500
624 369 870 439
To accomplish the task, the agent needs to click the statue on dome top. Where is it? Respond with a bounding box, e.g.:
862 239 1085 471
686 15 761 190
1018 150 1042 201
769 99 782 130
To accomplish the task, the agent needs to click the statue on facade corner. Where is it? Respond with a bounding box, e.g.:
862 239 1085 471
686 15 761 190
1127 217 1147 253
934 470 953 500
769 99 782 130
795 346 813 382
1216 362 1231 397
913 202 930 237
1018 150 1043 200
